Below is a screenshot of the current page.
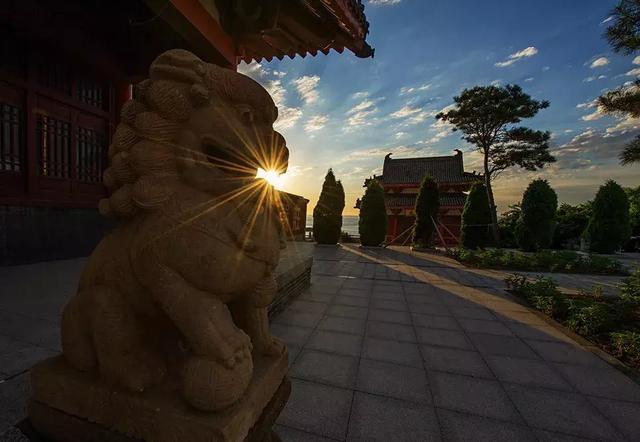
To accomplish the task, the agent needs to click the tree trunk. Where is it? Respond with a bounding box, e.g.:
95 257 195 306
483 150 500 245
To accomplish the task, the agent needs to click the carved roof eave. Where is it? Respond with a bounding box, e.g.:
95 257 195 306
234 0 374 64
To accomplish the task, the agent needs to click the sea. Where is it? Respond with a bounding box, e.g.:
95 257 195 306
306 215 359 236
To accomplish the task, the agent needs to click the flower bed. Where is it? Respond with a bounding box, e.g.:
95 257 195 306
506 269 640 370
448 248 627 275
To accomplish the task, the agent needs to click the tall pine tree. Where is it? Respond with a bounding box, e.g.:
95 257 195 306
436 85 554 243
313 169 344 244
359 180 387 246
413 175 439 248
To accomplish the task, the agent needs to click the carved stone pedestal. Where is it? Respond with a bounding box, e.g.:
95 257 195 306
28 350 289 442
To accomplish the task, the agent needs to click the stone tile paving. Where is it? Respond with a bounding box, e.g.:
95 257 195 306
0 242 313 439
273 244 640 441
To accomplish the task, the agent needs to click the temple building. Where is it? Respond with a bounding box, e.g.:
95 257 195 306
364 150 481 246
278 191 309 241
0 0 372 265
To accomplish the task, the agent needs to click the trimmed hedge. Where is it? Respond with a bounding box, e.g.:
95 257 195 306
359 179 387 246
461 182 492 249
313 169 345 244
516 179 558 252
413 175 439 248
586 180 631 254
448 248 626 275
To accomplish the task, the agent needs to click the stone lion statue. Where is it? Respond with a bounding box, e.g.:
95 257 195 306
61 49 289 412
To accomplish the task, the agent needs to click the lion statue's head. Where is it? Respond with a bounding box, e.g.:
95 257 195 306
100 49 289 218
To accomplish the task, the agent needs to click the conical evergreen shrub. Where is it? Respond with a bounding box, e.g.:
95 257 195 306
313 169 344 244
516 179 558 252
585 180 631 253
461 182 492 249
413 175 439 248
359 180 387 246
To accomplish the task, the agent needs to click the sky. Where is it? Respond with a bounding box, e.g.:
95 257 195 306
238 0 640 216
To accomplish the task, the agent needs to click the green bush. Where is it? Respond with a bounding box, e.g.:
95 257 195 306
610 331 640 365
313 169 345 244
506 274 569 319
359 179 387 246
413 175 439 248
508 271 640 369
586 180 631 254
566 301 615 336
461 182 492 249
498 205 521 248
516 179 558 252
552 202 592 249
451 248 625 274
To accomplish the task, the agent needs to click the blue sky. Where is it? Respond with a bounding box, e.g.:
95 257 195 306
239 0 640 215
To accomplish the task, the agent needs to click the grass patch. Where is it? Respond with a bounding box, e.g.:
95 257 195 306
449 248 627 275
506 269 640 370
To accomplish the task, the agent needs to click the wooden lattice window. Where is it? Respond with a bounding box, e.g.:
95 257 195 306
0 102 23 172
36 115 72 178
37 62 72 96
76 127 106 182
78 78 107 110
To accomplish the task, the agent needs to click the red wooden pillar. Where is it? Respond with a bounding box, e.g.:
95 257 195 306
113 81 131 125
391 215 398 239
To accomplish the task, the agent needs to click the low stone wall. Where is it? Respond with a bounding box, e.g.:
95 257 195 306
269 247 313 317
0 205 113 266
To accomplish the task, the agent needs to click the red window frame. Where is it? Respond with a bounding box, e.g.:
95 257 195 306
0 34 115 209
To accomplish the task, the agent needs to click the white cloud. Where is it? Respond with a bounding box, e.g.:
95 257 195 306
583 75 607 82
399 83 432 95
237 61 264 79
395 132 407 139
495 46 538 68
368 0 401 5
590 57 609 68
491 79 502 86
390 105 422 119
634 56 640 65
542 66 551 71
346 98 383 129
626 67 640 77
427 129 452 144
606 115 640 134
524 77 534 82
274 107 302 130
285 165 313 178
343 144 434 162
293 75 320 105
601 16 614 25
351 91 369 99
581 109 604 121
576 99 597 109
304 115 328 133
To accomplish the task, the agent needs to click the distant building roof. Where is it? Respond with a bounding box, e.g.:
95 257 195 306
278 191 309 205
385 193 467 209
373 150 480 185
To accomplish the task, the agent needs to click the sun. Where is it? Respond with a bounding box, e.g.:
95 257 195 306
256 168 285 189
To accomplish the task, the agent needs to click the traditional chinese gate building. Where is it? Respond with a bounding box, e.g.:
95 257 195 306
366 150 481 246
0 0 372 265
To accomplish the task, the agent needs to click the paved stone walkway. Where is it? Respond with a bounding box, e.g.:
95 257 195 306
272 245 640 441
1 244 639 441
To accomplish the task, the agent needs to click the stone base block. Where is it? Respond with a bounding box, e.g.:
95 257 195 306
29 351 289 442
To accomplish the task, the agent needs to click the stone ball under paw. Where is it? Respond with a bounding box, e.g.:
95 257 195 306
182 355 253 411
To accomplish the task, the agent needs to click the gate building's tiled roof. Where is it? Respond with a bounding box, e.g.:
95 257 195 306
373 150 481 185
